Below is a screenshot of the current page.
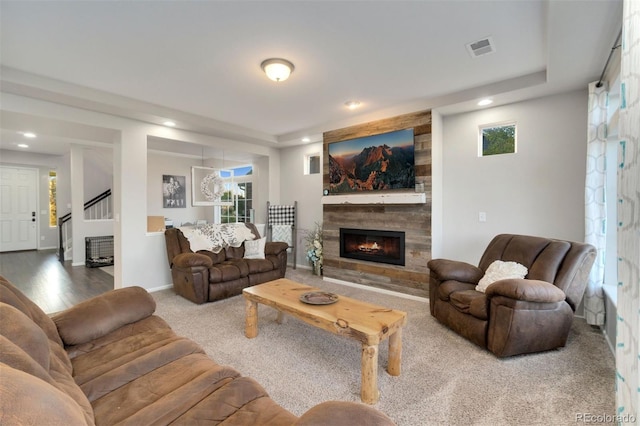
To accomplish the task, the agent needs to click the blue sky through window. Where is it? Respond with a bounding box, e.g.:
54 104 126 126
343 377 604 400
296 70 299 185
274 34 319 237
233 165 252 176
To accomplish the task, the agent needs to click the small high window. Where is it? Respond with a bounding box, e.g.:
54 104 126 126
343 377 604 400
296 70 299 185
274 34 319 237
304 153 321 175
479 122 517 156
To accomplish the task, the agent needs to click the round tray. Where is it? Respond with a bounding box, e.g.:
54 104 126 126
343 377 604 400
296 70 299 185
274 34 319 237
299 291 339 305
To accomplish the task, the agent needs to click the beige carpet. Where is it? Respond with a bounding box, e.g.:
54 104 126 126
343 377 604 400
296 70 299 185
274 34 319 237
152 269 615 425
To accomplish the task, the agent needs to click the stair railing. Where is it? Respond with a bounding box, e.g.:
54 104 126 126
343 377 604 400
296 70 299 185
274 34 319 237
58 189 112 262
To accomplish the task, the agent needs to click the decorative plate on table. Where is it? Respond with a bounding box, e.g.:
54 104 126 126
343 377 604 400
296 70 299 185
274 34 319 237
299 291 339 305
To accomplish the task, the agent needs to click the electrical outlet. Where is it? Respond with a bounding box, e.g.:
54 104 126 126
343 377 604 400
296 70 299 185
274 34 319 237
479 212 487 222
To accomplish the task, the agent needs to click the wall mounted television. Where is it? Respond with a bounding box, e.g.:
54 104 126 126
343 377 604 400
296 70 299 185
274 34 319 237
328 128 415 194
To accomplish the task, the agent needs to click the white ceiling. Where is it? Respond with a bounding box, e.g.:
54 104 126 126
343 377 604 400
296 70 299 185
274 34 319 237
0 0 623 157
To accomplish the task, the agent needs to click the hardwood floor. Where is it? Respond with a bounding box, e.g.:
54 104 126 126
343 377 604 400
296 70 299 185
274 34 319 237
0 249 114 314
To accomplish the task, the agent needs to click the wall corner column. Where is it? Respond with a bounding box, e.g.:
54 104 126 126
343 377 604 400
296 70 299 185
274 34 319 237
70 144 85 266
431 110 443 258
113 128 148 289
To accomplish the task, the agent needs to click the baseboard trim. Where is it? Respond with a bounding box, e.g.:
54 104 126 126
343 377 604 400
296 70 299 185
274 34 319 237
147 283 173 293
323 276 429 303
603 327 615 356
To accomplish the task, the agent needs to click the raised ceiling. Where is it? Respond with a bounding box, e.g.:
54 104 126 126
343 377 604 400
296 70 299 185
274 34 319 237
0 0 623 155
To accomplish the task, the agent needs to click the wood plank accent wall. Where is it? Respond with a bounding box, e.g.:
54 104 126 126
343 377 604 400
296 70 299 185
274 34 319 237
322 110 432 297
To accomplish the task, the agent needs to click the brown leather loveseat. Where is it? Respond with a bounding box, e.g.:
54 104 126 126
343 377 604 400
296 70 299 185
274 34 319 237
0 275 395 425
428 234 596 357
165 223 288 304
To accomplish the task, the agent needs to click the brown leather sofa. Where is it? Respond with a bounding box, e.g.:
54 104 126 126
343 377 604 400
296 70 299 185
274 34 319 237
165 223 288 304
0 275 395 425
427 234 596 357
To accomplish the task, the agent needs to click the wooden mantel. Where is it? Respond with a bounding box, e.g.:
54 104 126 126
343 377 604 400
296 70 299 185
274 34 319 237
321 192 427 205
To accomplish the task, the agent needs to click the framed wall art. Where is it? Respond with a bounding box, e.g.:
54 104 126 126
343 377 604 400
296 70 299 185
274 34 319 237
328 128 415 193
162 174 186 208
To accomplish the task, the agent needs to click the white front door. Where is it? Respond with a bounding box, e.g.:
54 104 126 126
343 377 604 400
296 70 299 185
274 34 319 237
0 166 38 252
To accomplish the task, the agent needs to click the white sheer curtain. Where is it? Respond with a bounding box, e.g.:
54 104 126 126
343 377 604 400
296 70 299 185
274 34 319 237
616 0 640 420
584 81 607 326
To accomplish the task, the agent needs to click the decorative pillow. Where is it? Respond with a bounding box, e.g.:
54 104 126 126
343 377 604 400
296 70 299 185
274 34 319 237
244 237 266 260
476 260 528 293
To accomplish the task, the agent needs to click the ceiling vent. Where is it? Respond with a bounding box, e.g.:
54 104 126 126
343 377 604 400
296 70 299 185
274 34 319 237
466 36 496 58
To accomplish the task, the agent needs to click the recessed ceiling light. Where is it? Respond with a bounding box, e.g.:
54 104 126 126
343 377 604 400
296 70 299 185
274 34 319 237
345 100 361 110
301 137 311 143
477 99 493 106
22 132 36 138
17 143 29 148
163 121 176 127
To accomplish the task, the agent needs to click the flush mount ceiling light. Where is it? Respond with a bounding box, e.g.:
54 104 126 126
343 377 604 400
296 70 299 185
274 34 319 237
301 137 311 143
17 143 29 148
21 131 36 138
163 121 176 127
261 58 294 82
345 100 361 110
477 99 493 106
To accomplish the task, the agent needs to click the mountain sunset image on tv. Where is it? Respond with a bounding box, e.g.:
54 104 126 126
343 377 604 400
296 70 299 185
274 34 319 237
328 128 415 194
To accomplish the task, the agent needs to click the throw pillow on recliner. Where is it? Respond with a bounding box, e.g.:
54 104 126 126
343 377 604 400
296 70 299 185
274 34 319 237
476 260 528 293
244 237 266 260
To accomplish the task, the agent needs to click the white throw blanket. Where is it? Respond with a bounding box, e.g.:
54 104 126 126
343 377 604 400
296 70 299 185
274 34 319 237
180 223 256 253
271 224 292 252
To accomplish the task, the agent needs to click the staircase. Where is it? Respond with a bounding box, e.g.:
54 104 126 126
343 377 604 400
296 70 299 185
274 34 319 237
58 189 112 262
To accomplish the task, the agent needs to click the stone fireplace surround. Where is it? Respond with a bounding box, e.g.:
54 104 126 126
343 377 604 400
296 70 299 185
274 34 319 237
322 110 432 298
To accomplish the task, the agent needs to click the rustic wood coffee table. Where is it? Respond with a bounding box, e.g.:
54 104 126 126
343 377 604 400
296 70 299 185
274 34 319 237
242 278 407 404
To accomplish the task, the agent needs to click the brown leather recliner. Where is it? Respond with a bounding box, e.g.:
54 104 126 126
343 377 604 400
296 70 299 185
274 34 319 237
164 223 288 304
427 234 596 357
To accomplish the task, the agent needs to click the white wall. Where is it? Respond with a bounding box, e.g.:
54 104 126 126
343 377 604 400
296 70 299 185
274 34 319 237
83 147 113 203
431 110 444 258
56 152 71 221
278 142 323 268
254 155 273 226
439 89 588 264
147 152 213 226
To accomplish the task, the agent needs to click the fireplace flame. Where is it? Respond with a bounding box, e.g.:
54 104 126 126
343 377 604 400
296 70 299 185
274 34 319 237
358 241 380 252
